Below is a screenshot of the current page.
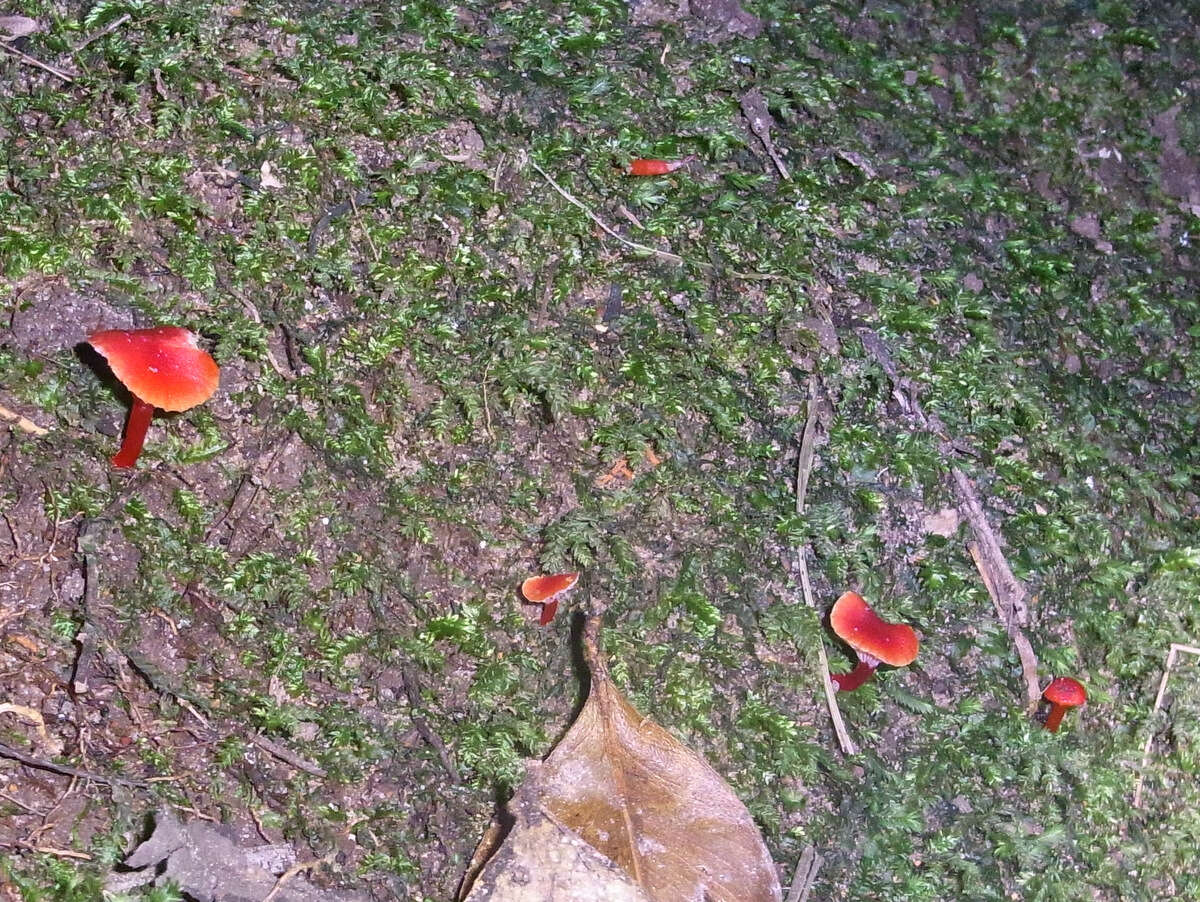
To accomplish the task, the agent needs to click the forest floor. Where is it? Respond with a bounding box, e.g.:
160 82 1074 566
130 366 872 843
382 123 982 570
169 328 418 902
1 1 1199 900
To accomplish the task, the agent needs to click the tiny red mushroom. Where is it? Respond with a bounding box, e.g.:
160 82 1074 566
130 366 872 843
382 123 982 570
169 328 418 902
1041 677 1086 732
828 590 919 692
629 156 696 176
87 326 220 469
520 572 579 626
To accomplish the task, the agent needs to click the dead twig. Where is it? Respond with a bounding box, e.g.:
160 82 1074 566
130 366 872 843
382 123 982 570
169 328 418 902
857 326 1041 710
968 543 1041 711
204 432 296 546
249 733 327 779
0 40 75 82
260 852 334 902
525 155 794 284
71 12 130 52
0 741 149 788
1133 643 1200 808
740 88 791 181
786 844 823 902
526 155 685 265
793 379 856 756
0 403 49 436
0 842 92 860
402 668 462 784
72 519 106 695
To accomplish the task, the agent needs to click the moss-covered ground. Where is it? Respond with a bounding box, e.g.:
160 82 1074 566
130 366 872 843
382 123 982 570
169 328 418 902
2 1 1198 899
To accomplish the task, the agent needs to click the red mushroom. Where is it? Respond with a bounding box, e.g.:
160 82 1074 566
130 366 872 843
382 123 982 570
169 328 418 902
828 591 919 692
87 326 220 469
520 572 580 625
629 156 696 176
1041 677 1086 732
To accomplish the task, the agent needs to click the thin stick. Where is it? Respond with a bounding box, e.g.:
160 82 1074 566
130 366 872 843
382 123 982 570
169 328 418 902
71 12 131 52
857 326 1041 710
0 741 149 788
1133 643 1200 808
526 156 685 265
786 844 823 902
1 842 92 861
794 382 856 756
402 668 462 784
249 733 327 778
0 41 75 81
260 852 333 902
968 543 1041 712
0 403 49 436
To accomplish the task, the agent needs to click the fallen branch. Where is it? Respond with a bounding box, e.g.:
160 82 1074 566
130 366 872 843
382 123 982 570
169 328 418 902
261 852 334 902
71 12 131 52
402 668 462 784
1133 642 1200 808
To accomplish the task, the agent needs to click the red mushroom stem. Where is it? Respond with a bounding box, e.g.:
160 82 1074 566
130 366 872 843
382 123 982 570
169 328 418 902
830 652 881 692
1043 703 1070 733
111 397 155 469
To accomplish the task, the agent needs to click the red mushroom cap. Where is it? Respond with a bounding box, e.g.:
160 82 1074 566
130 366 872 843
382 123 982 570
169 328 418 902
1043 677 1086 707
829 591 919 667
87 326 219 412
520 572 579 603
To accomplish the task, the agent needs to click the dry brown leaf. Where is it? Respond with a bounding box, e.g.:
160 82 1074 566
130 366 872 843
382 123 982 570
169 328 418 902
462 617 782 902
464 777 652 902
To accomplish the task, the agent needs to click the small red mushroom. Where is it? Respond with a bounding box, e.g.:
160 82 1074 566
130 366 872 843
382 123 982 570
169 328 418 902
87 326 220 469
520 572 579 625
828 591 919 692
1041 677 1086 732
629 156 696 176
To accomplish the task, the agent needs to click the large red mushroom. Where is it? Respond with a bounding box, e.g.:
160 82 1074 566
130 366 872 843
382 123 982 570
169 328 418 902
828 591 919 692
87 326 220 469
520 572 579 625
1040 677 1086 732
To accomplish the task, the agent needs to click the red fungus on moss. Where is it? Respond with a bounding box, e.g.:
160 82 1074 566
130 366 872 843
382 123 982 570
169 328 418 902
629 156 696 176
87 326 220 468
520 572 580 625
828 591 919 692
1041 677 1086 732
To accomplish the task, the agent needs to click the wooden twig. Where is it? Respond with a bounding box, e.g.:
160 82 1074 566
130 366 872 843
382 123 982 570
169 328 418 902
786 844 823 902
1 842 92 861
0 403 49 436
260 852 333 902
857 326 1041 710
72 520 104 695
0 741 149 788
1133 643 1200 808
249 733 326 778
793 380 856 756
71 12 131 52
402 668 463 784
524 155 794 284
967 543 1041 711
0 41 75 82
526 156 685 265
